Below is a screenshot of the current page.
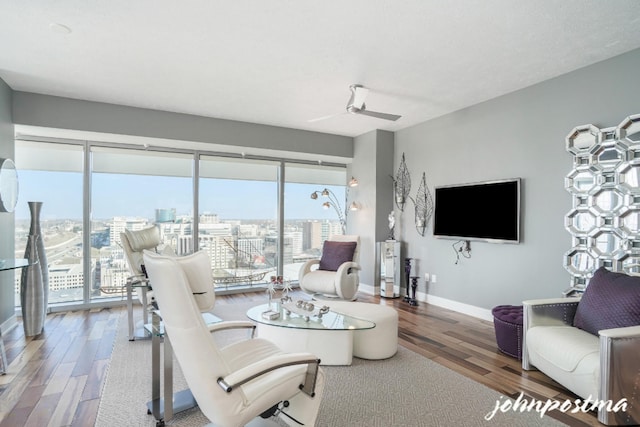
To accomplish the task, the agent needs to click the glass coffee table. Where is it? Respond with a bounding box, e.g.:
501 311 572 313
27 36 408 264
246 302 375 365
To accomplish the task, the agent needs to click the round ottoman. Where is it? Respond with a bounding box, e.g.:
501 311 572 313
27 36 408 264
324 301 399 360
491 305 523 360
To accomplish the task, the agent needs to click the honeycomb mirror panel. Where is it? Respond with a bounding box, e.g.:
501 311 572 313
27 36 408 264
616 114 640 146
566 168 598 193
565 114 640 281
566 124 600 155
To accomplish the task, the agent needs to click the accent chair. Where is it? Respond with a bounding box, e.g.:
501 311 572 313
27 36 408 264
142 249 325 427
299 235 361 300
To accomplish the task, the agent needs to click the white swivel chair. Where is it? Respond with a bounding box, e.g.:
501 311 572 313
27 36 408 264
121 226 217 341
299 235 361 300
142 250 325 427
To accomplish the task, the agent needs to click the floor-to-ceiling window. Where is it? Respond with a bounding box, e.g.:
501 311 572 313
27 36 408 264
284 163 347 280
14 141 84 305
90 147 194 301
14 139 347 308
198 156 279 290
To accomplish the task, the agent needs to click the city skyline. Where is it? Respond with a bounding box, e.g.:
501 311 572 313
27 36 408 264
14 171 347 222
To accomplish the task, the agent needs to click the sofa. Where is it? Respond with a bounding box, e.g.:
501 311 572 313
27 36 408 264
522 267 640 425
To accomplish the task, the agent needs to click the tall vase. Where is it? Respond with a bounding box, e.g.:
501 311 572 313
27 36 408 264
21 235 45 336
20 201 49 336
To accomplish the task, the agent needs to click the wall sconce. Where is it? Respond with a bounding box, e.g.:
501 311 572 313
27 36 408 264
349 201 360 211
348 177 359 187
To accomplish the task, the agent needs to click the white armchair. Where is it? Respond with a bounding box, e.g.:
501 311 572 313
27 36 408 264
142 250 325 427
522 267 640 425
299 235 361 300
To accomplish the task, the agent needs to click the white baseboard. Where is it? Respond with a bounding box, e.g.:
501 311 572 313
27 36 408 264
416 291 493 321
358 283 376 296
359 285 493 322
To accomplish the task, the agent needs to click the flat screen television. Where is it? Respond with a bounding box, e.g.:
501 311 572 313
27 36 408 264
433 178 521 243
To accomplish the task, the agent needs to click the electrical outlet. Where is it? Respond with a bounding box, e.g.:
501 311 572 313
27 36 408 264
432 274 437 283
424 273 430 282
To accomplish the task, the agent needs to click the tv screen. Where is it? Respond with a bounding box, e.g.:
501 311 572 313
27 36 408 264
433 178 521 243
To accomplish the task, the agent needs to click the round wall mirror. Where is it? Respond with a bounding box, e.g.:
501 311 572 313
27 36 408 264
0 158 19 213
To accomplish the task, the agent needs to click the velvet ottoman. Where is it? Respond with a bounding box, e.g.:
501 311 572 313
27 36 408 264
491 305 523 360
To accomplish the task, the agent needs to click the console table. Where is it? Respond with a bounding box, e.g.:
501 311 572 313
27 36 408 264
0 258 31 375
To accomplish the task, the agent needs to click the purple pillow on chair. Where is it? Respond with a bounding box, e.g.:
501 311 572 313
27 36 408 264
318 241 357 271
573 266 640 336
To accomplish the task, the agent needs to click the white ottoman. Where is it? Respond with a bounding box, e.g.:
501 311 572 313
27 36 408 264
324 301 398 360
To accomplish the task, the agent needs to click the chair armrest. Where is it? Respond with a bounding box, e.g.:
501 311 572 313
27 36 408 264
335 262 360 299
598 325 640 425
127 274 150 286
208 320 256 337
299 259 320 282
217 353 321 397
523 297 580 329
521 297 580 370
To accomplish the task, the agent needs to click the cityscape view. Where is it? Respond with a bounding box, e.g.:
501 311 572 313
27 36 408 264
13 141 348 307
14 211 344 305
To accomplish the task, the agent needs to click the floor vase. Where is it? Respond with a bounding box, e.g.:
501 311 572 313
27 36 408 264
21 235 45 336
20 201 49 336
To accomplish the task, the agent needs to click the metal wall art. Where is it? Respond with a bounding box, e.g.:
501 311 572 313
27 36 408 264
412 172 434 236
564 113 640 292
394 153 411 211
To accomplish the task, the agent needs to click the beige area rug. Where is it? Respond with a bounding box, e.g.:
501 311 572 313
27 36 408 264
96 302 566 427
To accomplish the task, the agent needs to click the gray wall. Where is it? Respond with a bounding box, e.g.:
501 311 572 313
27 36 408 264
12 92 353 159
394 47 640 310
349 130 395 289
0 78 15 329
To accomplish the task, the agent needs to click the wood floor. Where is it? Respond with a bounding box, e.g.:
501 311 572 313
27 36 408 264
0 290 600 427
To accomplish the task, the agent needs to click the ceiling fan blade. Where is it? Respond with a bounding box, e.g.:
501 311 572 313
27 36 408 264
356 109 401 121
307 112 346 123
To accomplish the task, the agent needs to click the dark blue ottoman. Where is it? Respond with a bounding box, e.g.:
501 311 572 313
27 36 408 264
491 305 523 360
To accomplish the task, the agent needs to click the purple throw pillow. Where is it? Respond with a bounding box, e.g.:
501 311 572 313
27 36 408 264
318 241 357 271
573 266 640 336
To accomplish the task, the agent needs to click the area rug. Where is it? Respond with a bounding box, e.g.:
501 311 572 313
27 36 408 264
96 302 566 426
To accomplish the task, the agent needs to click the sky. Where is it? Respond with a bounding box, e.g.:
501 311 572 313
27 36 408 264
14 170 347 222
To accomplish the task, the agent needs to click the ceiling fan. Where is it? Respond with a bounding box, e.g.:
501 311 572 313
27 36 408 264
309 84 402 122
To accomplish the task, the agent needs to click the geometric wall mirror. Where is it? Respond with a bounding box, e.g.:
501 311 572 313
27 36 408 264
564 113 640 292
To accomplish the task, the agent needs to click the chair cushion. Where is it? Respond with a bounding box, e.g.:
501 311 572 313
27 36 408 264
125 226 162 251
526 325 599 399
573 267 640 336
318 241 357 271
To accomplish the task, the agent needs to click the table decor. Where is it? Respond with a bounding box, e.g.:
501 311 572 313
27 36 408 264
282 299 330 322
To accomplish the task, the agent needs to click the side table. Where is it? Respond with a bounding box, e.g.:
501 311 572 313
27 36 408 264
0 258 31 375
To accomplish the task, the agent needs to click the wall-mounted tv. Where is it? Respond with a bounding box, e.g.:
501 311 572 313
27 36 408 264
433 178 521 244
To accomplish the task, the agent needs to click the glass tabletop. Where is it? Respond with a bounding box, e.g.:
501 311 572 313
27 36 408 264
247 303 375 331
0 258 32 271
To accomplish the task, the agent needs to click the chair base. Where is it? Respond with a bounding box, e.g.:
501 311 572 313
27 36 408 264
310 292 357 302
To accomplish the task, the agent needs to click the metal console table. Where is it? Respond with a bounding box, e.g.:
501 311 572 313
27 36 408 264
0 258 30 375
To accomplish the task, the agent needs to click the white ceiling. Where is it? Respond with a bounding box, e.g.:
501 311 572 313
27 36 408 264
2 0 640 139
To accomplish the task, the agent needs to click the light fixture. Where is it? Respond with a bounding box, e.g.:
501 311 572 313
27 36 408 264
309 179 360 233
